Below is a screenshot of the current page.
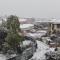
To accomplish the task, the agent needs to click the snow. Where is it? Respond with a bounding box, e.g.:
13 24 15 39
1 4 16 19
0 54 6 60
20 24 34 29
19 19 27 22
29 40 56 60
51 19 60 24
27 33 41 37
29 40 49 60
23 40 32 46
26 32 46 38
0 54 17 60
35 18 60 24
36 30 47 33
0 20 2 25
49 48 55 52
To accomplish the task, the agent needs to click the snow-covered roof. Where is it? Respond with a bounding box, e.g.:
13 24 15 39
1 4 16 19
35 18 52 23
50 19 60 24
19 19 27 22
35 18 60 24
20 24 34 29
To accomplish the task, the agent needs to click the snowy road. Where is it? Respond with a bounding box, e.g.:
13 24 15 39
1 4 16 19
29 40 49 60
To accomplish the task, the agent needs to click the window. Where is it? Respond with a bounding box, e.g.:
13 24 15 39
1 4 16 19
57 24 60 28
52 24 54 30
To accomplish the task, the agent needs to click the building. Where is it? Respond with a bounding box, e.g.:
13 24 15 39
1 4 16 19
19 18 35 36
19 18 35 24
48 19 60 35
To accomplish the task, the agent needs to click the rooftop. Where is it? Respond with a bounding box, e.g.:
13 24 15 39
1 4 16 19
20 24 34 29
50 19 60 24
35 18 60 24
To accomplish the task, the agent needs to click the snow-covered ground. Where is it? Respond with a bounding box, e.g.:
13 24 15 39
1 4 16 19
0 54 17 60
0 54 6 60
29 40 49 60
0 40 55 60
26 31 47 39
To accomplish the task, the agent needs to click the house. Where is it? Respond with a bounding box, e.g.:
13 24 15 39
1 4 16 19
48 19 60 35
34 18 51 30
19 18 35 24
19 18 35 36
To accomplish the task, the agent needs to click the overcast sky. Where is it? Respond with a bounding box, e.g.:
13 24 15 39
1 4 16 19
0 0 60 18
